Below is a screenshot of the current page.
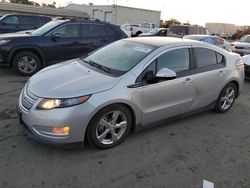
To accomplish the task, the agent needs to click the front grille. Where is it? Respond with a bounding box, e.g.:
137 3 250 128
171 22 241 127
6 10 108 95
21 86 38 111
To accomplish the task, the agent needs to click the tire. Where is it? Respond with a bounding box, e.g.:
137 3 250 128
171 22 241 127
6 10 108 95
87 104 132 149
214 83 237 113
135 31 142 37
13 51 41 76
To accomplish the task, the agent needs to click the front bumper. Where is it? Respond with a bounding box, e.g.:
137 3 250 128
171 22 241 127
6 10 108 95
17 88 96 145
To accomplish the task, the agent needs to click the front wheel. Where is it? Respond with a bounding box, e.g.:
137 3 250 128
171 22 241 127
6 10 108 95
87 105 132 149
13 51 41 76
214 83 237 113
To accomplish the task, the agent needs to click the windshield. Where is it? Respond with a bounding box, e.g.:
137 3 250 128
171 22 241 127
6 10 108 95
148 28 159 34
82 40 156 76
32 20 66 36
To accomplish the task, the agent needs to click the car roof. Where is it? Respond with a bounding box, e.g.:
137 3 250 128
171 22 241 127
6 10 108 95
124 37 202 47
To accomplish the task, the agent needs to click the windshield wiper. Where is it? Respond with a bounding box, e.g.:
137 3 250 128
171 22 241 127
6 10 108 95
81 59 110 73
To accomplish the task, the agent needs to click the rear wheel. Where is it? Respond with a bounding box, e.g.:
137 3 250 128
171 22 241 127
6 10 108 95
214 83 237 113
13 51 41 76
87 105 132 149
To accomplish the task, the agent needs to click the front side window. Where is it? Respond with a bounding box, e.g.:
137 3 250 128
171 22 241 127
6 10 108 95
18 16 35 25
51 24 79 37
157 48 190 72
141 23 150 28
2 15 18 24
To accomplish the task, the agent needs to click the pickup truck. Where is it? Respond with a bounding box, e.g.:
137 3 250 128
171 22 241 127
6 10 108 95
121 23 158 37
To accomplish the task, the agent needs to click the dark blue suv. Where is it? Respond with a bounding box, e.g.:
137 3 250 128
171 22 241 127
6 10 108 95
0 14 52 34
0 19 128 75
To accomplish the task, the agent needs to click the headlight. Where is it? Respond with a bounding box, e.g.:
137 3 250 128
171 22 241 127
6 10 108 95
37 95 90 110
0 39 11 45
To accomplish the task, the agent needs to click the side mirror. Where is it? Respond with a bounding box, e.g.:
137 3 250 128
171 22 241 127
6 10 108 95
156 68 177 80
51 34 61 41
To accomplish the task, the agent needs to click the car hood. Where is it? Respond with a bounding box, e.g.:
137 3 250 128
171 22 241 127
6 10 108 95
28 59 121 98
232 41 250 47
0 33 30 39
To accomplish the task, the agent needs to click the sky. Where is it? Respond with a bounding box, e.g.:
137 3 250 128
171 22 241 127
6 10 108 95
35 0 249 26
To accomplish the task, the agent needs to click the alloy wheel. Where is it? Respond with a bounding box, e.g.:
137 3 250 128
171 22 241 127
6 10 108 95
18 56 37 74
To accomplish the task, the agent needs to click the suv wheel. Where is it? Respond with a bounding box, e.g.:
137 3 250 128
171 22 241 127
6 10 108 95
87 105 132 149
214 83 237 113
13 51 41 76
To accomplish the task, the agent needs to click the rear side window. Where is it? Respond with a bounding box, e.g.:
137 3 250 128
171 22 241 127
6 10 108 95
82 24 107 37
18 16 35 25
195 48 224 68
188 27 198 35
40 17 52 25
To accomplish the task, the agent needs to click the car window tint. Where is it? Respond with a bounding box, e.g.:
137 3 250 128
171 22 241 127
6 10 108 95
157 48 190 72
216 53 224 63
18 16 35 25
2 15 18 24
195 48 217 67
214 37 224 45
40 17 52 25
105 26 116 36
188 27 198 35
203 37 214 44
52 24 79 37
141 23 150 28
82 24 107 37
199 28 205 34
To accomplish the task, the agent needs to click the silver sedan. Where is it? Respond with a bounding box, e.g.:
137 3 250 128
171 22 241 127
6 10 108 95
18 37 245 149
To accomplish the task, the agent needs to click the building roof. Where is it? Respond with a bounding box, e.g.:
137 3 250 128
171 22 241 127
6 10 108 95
0 2 89 18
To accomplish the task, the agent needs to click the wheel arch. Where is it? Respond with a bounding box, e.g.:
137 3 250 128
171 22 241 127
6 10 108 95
84 102 138 144
8 46 45 67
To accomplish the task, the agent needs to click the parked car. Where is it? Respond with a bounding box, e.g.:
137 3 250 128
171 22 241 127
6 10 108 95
139 28 168 37
231 35 250 56
0 19 128 75
18 37 244 149
122 22 158 37
0 14 52 34
242 55 250 77
183 35 231 51
168 25 211 37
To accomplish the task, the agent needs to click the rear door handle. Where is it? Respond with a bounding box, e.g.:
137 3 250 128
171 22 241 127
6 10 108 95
218 70 225 77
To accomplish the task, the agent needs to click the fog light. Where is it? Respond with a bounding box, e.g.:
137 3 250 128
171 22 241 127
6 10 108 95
52 126 71 136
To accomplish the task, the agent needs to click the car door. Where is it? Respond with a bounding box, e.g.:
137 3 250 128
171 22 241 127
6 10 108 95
190 47 227 110
141 47 196 125
43 23 82 63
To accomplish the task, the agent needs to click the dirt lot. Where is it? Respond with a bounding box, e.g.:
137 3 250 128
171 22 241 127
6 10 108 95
1 68 250 188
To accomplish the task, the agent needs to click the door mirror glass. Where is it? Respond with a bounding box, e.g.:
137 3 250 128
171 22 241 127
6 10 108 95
51 34 61 41
156 68 177 79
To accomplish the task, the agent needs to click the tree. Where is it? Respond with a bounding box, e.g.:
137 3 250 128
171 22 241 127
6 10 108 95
165 18 181 28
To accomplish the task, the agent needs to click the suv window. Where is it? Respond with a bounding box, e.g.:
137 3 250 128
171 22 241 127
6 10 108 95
82 24 112 37
141 23 150 28
40 17 52 25
2 15 18 24
188 27 198 35
18 16 35 25
195 48 223 67
51 24 79 37
157 48 190 72
214 37 224 45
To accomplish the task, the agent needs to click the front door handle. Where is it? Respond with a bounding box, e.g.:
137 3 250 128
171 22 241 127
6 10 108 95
183 77 192 85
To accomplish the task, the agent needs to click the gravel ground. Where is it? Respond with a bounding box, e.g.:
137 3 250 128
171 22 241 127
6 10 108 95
0 68 250 188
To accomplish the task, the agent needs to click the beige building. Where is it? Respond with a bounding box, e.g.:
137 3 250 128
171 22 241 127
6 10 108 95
205 23 242 36
0 2 88 18
65 4 161 26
